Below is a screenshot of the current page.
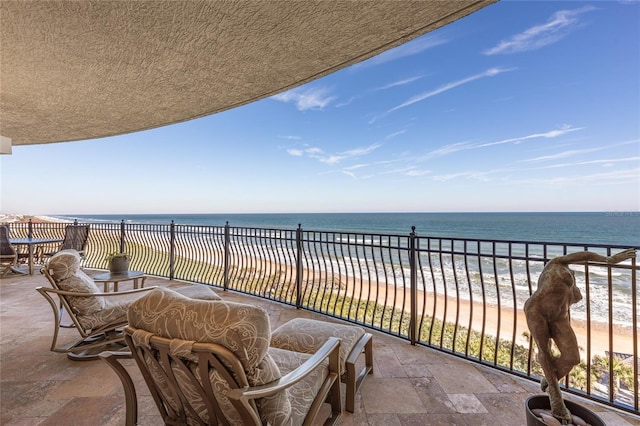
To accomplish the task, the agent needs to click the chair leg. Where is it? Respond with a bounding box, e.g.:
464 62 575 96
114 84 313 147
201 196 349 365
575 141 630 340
345 333 373 413
100 351 138 426
1 263 27 277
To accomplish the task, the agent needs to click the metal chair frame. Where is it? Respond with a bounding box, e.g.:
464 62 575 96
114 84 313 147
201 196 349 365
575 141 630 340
0 225 19 277
102 328 343 426
38 224 90 263
38 267 154 360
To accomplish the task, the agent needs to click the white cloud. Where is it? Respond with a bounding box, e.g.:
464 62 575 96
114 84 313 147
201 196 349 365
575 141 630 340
374 76 424 91
433 171 475 182
520 138 639 163
305 147 323 155
341 170 357 179
376 165 431 178
404 169 431 177
336 76 423 108
353 35 448 69
286 145 325 157
419 141 474 160
343 164 369 171
518 168 640 185
419 126 583 161
335 96 358 108
318 144 382 165
272 87 337 111
286 148 304 156
371 67 516 122
521 147 602 163
289 143 382 166
530 156 640 169
484 6 596 55
386 130 407 140
429 155 639 187
475 125 583 149
434 156 639 185
390 68 514 112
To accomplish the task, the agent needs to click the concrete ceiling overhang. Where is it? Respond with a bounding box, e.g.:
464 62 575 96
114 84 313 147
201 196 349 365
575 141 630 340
0 0 496 146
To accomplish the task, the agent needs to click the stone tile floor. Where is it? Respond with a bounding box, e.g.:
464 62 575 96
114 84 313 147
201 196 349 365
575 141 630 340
1 270 639 425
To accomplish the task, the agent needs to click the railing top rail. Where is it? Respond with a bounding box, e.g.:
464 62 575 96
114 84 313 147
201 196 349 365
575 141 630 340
9 220 639 250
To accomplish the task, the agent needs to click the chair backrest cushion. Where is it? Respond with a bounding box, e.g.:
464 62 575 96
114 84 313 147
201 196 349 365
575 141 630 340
48 250 105 315
128 286 273 374
47 249 81 280
128 287 291 424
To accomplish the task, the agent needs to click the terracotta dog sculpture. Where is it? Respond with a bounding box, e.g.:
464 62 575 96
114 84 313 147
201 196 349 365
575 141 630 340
524 248 636 422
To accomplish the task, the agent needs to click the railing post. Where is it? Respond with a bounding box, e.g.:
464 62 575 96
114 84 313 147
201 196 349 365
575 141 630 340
28 218 33 238
296 224 303 309
224 222 230 291
409 226 417 345
169 220 175 280
119 220 126 253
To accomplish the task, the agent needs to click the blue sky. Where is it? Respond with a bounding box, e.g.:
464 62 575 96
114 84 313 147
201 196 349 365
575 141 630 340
1 1 639 215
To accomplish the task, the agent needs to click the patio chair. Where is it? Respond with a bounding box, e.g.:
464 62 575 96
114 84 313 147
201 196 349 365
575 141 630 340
0 225 19 277
101 287 343 426
37 224 90 263
37 250 221 360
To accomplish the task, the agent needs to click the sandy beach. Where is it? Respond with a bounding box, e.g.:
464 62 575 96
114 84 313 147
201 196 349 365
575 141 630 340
0 214 62 224
231 250 636 359
326 270 636 359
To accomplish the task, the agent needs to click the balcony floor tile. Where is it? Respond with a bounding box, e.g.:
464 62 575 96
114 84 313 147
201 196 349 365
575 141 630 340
1 272 639 425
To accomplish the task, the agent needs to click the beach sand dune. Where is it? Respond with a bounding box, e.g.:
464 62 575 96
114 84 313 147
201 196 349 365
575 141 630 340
326 272 635 359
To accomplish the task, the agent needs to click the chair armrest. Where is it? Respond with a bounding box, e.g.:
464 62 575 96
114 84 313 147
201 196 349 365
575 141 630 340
227 336 341 401
35 286 157 298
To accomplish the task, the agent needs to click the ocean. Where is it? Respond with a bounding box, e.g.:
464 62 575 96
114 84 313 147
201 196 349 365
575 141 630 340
50 212 639 246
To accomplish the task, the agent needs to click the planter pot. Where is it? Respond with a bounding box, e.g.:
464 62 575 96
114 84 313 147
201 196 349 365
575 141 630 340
525 395 605 426
109 257 130 274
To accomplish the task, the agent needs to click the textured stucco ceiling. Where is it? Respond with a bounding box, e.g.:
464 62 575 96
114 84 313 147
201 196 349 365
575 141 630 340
0 0 496 146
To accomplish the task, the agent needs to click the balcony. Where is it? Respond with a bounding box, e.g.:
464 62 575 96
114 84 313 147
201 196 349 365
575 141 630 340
1 272 638 425
2 220 639 424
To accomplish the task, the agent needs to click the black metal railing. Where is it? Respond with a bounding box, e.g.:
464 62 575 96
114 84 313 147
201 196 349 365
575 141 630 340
5 219 639 415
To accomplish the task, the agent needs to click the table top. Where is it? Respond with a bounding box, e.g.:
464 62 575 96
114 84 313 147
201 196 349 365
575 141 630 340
93 270 146 282
9 237 63 245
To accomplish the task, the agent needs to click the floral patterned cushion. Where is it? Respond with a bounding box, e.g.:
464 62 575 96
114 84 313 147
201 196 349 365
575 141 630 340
128 287 292 424
76 288 218 334
76 300 128 331
48 250 106 315
267 347 329 426
47 249 81 280
167 285 222 301
271 317 365 369
128 287 271 369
